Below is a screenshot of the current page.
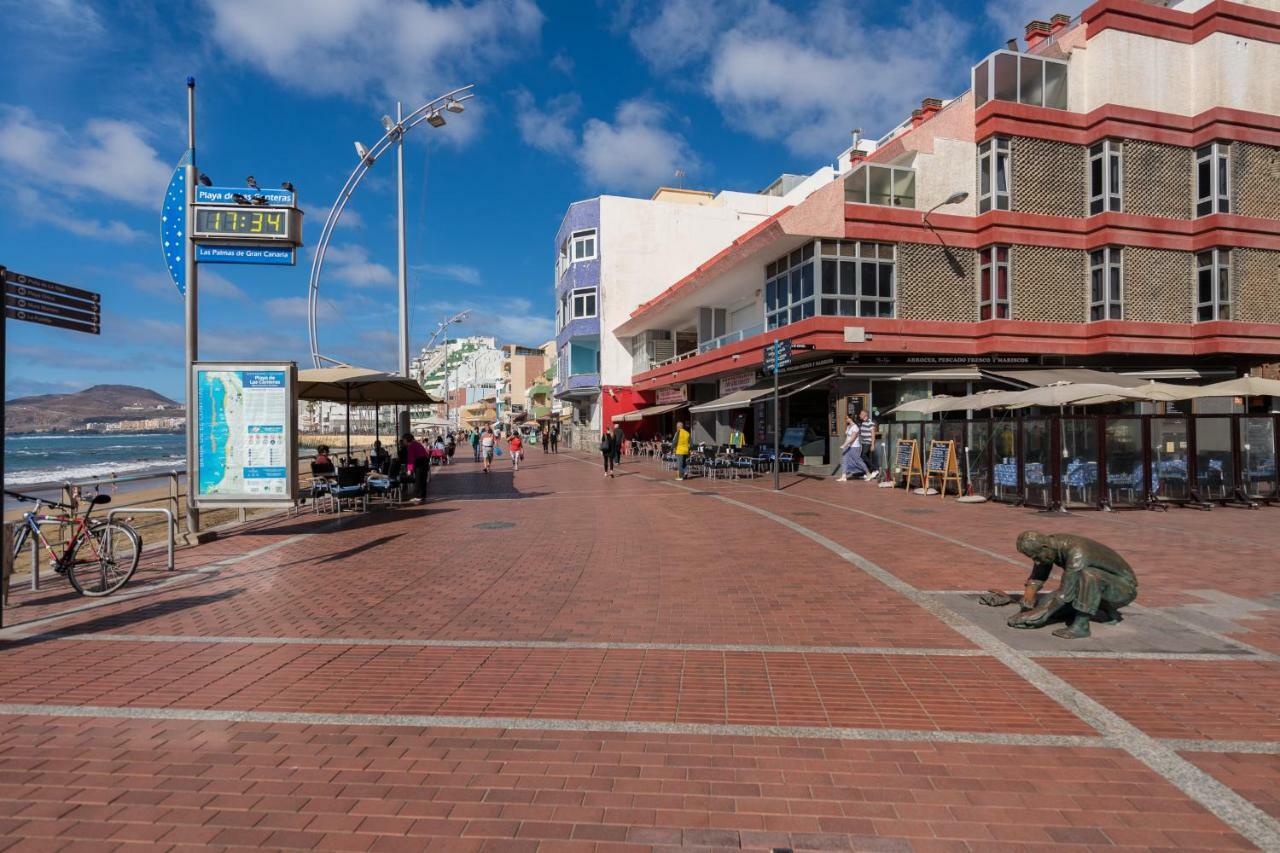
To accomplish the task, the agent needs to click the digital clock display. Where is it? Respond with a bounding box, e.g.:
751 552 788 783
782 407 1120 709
194 207 291 238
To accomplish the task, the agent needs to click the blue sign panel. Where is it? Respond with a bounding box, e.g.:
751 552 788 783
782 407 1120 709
195 244 295 265
160 152 190 295
196 186 295 206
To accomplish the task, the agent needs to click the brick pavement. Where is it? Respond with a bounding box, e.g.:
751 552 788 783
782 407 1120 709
0 448 1277 851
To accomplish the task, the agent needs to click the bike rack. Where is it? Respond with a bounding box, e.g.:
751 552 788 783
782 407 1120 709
107 508 175 573
27 509 175 591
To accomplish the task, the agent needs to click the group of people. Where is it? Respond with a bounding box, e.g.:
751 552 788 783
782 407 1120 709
837 409 880 482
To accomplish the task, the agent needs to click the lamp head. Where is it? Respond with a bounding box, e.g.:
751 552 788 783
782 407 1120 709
426 110 446 128
445 99 465 113
380 115 395 132
943 190 969 205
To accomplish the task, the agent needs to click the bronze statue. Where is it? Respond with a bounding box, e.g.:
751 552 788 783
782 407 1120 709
980 531 1138 639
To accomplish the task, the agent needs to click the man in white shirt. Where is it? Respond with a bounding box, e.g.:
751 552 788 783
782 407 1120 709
858 409 879 481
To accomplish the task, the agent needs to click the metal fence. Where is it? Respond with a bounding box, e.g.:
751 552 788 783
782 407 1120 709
880 413 1280 510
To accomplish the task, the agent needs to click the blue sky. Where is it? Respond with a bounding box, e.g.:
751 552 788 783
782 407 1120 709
0 0 1075 401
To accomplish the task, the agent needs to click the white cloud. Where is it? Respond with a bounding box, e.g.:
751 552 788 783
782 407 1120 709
131 268 246 301
419 297 552 346
626 0 974 157
200 271 249 300
325 244 395 288
0 106 170 207
579 99 697 194
419 263 483 285
513 88 580 154
265 296 311 320
202 0 543 106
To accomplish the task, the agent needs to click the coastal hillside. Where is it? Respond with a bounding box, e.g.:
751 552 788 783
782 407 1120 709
4 384 181 433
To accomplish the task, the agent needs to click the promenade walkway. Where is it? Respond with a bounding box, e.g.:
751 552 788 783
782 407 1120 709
1 448 1277 851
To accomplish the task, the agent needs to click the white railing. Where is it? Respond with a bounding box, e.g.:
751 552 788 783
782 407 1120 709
697 323 766 355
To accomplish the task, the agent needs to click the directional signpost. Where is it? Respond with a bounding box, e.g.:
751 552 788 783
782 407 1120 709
762 339 817 490
2 267 101 335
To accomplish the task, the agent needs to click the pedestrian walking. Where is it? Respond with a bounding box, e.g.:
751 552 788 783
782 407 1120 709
404 432 429 503
836 415 868 482
611 423 624 468
673 421 691 480
858 409 880 481
509 432 523 471
541 427 550 453
481 427 496 473
471 430 481 461
600 430 615 477
550 423 559 453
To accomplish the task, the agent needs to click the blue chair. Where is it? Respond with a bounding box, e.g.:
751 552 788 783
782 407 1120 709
332 465 369 513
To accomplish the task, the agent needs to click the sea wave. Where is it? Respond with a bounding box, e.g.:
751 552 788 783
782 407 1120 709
3 457 188 487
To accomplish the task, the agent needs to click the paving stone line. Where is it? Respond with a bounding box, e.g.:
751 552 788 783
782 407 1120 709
44 631 988 656
0 701 1107 748
652 473 1280 851
1166 739 1280 755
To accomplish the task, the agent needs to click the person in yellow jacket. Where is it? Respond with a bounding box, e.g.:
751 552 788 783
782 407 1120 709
673 422 691 480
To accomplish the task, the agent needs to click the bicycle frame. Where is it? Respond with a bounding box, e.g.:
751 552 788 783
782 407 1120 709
12 497 101 572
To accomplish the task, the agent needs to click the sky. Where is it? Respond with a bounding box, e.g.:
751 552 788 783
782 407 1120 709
0 0 1082 402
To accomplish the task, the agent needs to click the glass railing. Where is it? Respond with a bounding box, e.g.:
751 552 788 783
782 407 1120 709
844 164 916 208
697 323 766 355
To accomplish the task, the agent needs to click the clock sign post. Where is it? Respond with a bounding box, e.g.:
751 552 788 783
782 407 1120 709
164 77 305 534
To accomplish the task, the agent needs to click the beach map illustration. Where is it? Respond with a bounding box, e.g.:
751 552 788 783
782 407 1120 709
196 369 289 497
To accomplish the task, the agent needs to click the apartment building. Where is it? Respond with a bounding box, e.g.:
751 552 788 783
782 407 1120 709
610 0 1280 464
500 344 547 413
552 177 833 440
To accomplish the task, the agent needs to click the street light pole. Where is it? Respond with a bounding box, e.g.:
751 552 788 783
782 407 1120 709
396 100 411 439
184 77 200 535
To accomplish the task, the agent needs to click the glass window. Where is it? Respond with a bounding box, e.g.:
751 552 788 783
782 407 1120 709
1195 249 1230 321
974 59 989 106
1089 247 1123 321
978 246 1011 320
1019 56 1043 107
973 50 1069 110
571 287 597 319
1044 61 1068 109
1195 143 1230 217
993 53 1018 102
570 229 597 262
844 164 917 208
978 137 1010 212
1088 139 1122 215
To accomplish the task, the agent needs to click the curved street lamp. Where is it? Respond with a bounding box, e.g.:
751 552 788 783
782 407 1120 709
307 84 475 369
423 310 470 427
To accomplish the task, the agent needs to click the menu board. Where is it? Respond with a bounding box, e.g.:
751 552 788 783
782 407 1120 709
927 440 952 472
896 440 915 468
192 362 297 506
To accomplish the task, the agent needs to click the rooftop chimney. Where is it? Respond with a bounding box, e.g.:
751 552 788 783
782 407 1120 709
1025 19 1052 49
920 98 943 121
910 108 925 129
1049 13 1072 35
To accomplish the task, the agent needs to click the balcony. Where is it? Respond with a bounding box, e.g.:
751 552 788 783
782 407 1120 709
697 323 766 356
844 164 916 208
973 50 1068 110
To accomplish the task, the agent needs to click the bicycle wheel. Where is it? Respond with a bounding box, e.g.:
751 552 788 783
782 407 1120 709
66 521 140 596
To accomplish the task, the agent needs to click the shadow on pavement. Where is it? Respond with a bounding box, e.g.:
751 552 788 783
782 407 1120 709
2 588 244 650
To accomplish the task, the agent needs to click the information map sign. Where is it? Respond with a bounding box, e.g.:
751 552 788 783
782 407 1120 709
191 362 297 507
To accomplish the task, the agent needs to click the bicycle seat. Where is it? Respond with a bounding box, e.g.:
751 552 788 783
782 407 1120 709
91 494 112 505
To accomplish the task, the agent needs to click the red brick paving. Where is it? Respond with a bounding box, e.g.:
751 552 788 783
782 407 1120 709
1046 659 1280 742
0 717 1255 851
0 642 1090 734
2 450 1277 850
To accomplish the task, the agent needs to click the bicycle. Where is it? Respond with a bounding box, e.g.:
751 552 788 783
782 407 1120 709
5 488 141 596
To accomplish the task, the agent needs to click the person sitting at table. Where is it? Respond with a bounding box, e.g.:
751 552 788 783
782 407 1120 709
369 440 390 473
314 445 334 470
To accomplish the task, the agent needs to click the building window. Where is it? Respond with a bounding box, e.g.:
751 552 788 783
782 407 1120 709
978 138 1011 212
817 240 895 318
571 228 597 262
978 246 1011 319
1195 249 1230 321
973 51 1069 110
1195 143 1230 217
1089 247 1123 321
765 243 816 330
571 287 597 319
1088 140 1122 214
844 164 916 208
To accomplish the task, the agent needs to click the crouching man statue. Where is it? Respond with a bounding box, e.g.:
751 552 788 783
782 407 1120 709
980 531 1138 639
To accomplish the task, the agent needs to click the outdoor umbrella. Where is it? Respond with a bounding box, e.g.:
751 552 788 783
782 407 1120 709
1172 376 1280 399
1064 380 1194 406
886 395 955 415
297 366 440 459
997 382 1163 410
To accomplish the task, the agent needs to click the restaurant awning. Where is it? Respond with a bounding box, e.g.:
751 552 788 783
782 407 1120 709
981 368 1146 388
611 402 687 423
688 370 838 414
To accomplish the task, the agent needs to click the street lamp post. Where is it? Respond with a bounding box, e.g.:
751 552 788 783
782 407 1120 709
306 85 475 376
421 310 469 430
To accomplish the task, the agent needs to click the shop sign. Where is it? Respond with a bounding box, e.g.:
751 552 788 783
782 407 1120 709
847 354 1036 366
719 372 756 396
655 384 687 404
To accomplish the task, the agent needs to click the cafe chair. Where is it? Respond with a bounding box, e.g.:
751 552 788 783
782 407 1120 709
333 465 369 513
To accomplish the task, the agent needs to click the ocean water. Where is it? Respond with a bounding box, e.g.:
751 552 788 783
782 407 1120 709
3 433 187 488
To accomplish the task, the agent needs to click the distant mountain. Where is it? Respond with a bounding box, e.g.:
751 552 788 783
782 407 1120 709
4 384 182 433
